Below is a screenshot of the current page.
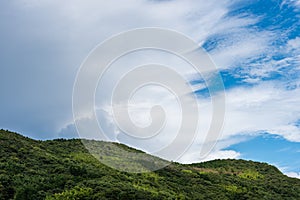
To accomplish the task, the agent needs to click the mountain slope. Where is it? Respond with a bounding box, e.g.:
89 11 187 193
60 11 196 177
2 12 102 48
0 129 300 200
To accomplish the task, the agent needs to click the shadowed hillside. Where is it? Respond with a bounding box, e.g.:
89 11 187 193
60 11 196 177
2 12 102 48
0 129 300 199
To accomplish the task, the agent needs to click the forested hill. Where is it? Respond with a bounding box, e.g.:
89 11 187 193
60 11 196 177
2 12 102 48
0 129 300 200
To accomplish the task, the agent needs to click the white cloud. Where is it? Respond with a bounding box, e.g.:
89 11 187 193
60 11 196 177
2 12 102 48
13 0 232 41
3 0 238 138
201 150 241 162
281 0 300 9
285 171 300 179
223 83 300 142
287 37 300 50
96 78 300 163
178 149 240 164
208 17 274 70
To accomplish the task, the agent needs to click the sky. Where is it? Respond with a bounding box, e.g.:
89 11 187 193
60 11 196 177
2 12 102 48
0 0 300 177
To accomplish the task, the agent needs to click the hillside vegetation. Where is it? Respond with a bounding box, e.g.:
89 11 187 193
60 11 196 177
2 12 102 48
0 129 300 199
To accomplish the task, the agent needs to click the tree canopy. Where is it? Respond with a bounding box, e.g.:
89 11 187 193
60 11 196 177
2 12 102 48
0 129 299 200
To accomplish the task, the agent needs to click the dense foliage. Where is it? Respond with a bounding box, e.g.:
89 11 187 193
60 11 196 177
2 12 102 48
0 129 300 199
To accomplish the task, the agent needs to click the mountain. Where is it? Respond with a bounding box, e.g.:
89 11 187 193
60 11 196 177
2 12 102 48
0 129 300 200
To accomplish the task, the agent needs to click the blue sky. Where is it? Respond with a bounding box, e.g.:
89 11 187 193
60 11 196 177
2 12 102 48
0 0 299 178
